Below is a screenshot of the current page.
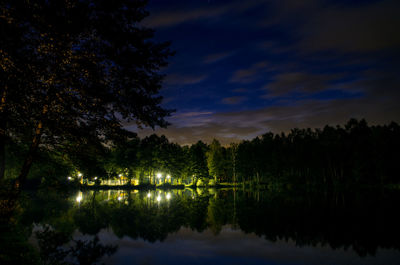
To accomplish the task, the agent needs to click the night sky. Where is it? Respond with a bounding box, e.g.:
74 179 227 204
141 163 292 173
130 0 400 145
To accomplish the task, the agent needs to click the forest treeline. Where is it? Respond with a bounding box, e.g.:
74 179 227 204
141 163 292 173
3 118 400 189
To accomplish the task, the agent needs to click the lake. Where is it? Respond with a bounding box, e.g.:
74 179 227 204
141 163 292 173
2 188 400 264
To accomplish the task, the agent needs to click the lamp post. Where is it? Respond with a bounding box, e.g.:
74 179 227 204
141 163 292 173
156 173 162 185
78 172 83 184
119 174 123 185
166 174 171 184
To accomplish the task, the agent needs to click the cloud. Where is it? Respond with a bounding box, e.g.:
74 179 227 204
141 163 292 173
262 72 343 97
221 96 247 105
258 0 400 54
232 88 249 93
298 0 400 53
139 123 261 146
144 6 225 28
164 74 208 86
132 0 400 145
168 111 215 128
174 111 213 118
134 84 400 145
145 0 266 28
203 51 234 64
230 61 269 84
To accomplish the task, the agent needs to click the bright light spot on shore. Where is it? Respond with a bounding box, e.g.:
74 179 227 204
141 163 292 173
156 173 162 179
78 172 82 177
76 195 82 203
156 195 161 202
166 193 171 200
94 177 97 180
118 196 122 201
147 192 151 198
119 174 123 177
167 174 171 179
68 177 72 180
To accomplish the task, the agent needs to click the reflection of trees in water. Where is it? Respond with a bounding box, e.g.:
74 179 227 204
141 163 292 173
1 188 400 264
36 225 117 265
234 189 400 257
71 188 400 256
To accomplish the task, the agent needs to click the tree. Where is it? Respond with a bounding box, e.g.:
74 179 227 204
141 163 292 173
0 0 173 189
108 135 141 183
228 143 238 185
137 134 170 184
189 141 209 186
206 139 225 183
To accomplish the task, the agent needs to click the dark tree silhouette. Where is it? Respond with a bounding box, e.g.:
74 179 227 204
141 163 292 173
0 0 173 189
189 141 209 185
234 119 400 188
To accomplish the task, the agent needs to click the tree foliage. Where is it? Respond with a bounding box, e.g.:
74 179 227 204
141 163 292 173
0 0 173 187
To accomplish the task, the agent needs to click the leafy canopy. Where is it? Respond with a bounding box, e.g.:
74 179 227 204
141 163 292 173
0 0 173 147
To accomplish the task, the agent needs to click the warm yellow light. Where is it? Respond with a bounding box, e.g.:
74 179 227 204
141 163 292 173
156 173 162 179
76 195 82 203
78 172 82 177
68 177 72 180
94 177 97 180
119 174 123 177
167 174 171 179
156 195 161 202
118 196 122 201
147 192 151 198
166 193 171 200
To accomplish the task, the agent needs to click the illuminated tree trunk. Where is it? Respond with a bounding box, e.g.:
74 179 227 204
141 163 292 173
0 119 5 181
14 103 47 191
0 87 7 180
13 119 43 190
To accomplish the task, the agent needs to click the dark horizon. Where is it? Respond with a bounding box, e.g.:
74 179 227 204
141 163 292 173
130 0 400 145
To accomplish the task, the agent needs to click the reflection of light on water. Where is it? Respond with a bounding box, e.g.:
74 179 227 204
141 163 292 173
166 193 171 200
76 191 83 203
156 195 161 202
147 192 151 198
118 196 122 201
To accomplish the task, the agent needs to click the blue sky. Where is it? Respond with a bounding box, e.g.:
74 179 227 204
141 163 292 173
130 0 400 145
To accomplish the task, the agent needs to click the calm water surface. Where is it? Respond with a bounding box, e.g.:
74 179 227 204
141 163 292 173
4 188 400 264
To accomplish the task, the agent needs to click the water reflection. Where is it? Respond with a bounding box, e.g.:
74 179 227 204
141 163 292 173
2 188 400 264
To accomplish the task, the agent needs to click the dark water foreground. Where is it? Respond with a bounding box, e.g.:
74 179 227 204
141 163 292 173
1 188 400 265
